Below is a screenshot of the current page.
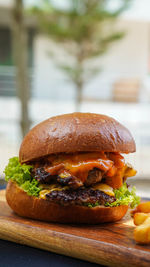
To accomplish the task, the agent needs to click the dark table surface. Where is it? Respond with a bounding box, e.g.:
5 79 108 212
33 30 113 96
0 181 101 267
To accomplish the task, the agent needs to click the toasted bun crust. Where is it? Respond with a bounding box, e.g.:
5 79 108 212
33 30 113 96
6 181 128 224
19 113 136 163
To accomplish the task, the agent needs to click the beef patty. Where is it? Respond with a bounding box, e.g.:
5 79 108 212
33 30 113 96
46 187 115 206
32 167 103 189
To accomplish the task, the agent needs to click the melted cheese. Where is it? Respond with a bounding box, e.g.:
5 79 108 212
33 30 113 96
40 188 62 199
64 160 113 182
39 182 115 199
42 152 130 186
39 184 69 199
92 183 115 197
45 152 115 183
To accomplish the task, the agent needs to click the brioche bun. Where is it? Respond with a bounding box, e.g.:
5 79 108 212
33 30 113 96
6 113 135 224
19 112 136 163
6 181 128 224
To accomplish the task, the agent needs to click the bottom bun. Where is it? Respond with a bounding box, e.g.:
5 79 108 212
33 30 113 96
6 181 128 224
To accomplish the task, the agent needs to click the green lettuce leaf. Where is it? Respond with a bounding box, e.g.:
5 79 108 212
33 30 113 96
4 157 40 197
105 183 140 208
21 180 41 197
84 184 140 208
83 201 100 208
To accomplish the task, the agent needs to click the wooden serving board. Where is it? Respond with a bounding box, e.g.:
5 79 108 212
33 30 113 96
0 190 150 267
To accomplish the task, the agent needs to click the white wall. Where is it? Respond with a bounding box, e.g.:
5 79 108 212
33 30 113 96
33 20 149 100
33 37 76 101
100 20 149 76
0 0 12 7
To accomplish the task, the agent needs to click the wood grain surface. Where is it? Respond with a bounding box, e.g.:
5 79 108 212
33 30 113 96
0 190 150 267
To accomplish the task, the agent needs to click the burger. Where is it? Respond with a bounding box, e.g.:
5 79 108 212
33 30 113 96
4 113 140 224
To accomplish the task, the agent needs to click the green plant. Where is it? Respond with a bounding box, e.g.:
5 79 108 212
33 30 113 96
31 0 131 109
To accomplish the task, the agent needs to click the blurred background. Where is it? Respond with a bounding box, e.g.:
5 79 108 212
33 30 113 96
0 0 150 197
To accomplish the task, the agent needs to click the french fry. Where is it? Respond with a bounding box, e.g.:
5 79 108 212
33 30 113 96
132 202 150 244
131 201 150 216
133 212 150 226
135 201 150 213
134 217 150 244
130 208 138 216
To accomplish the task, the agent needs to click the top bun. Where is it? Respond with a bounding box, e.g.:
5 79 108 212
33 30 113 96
19 113 136 163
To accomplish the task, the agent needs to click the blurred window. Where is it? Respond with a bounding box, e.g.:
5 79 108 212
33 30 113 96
0 27 34 97
0 27 12 66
